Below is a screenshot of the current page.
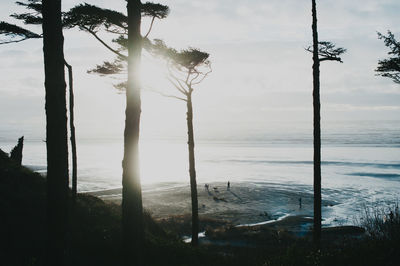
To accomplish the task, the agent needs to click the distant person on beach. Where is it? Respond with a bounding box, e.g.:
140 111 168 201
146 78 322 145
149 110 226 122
299 197 302 209
205 184 209 190
389 210 394 221
227 181 230 190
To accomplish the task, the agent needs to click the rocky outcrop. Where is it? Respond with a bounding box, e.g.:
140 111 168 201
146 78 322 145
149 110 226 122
10 136 24 166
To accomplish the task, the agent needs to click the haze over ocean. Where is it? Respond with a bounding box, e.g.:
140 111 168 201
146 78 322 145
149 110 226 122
1 119 399 226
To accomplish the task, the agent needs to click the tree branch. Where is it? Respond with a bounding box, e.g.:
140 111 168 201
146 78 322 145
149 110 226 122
0 37 30 44
167 77 188 95
82 26 127 60
144 85 187 102
143 16 155 38
189 71 200 86
167 63 189 87
320 57 343 63
192 67 212 85
185 68 191 84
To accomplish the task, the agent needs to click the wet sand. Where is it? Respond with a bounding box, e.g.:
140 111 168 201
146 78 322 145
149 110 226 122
88 182 365 244
88 181 334 226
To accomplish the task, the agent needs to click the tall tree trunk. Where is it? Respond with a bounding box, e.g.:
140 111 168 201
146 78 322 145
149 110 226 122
123 0 144 265
312 0 321 248
186 92 199 246
64 60 78 204
42 0 69 265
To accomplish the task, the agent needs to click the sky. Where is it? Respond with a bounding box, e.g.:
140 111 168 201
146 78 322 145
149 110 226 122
0 0 400 141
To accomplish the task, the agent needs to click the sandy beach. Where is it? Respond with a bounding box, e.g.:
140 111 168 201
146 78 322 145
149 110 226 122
88 181 318 224
90 181 348 232
88 182 366 246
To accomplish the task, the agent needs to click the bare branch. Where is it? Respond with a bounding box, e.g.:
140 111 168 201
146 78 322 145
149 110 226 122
167 62 189 85
83 26 127 60
144 85 187 102
192 66 212 85
143 16 155 38
185 68 191 84
189 71 200 86
166 77 188 95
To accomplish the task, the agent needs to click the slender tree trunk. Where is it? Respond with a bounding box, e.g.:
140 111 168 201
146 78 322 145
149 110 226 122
64 60 78 204
42 0 69 264
186 92 199 246
123 1 144 265
312 0 321 248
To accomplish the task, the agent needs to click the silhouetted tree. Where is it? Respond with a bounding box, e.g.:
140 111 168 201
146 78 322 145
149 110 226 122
0 1 79 202
10 136 24 165
376 31 400 84
64 3 169 264
148 40 211 246
122 0 144 264
41 0 69 264
307 0 346 248
64 2 169 90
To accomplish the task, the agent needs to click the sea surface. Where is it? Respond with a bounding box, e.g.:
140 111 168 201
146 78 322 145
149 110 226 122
1 120 399 226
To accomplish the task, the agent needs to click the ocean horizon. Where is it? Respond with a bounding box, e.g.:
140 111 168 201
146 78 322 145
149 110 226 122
1 119 399 226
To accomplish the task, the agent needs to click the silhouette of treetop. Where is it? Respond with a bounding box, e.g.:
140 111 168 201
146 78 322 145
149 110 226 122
306 41 346 62
141 3 170 19
63 4 128 33
64 3 169 33
11 0 42 25
150 39 210 72
147 39 211 97
0 1 43 44
63 3 169 60
0 21 41 44
376 31 400 84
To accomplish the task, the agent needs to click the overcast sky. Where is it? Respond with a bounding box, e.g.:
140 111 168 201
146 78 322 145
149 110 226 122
0 0 399 141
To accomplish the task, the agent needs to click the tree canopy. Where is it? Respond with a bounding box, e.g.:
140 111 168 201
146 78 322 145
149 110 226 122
147 39 211 96
376 31 400 84
0 21 41 44
306 41 346 62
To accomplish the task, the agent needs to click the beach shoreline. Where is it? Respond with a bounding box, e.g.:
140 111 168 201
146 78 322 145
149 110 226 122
88 181 315 224
88 183 366 246
87 181 347 232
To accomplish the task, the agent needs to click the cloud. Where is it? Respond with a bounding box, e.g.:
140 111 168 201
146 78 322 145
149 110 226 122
1 0 399 140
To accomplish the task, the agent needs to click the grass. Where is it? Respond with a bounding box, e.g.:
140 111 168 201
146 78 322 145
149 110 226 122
358 203 400 241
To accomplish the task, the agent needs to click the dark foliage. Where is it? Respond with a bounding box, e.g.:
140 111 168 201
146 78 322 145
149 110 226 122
11 0 42 25
88 59 126 76
306 41 346 62
10 136 24 166
0 21 41 44
376 31 400 84
149 39 210 68
63 2 169 33
141 2 170 19
148 39 211 90
1 150 400 265
63 4 128 33
64 2 169 92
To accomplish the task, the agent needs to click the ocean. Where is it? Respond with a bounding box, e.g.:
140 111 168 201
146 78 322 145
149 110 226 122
1 120 399 226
